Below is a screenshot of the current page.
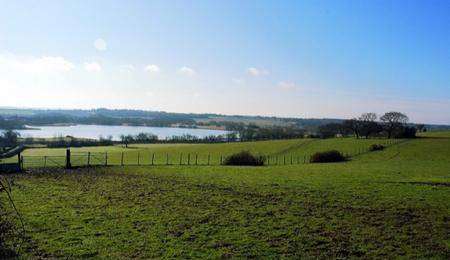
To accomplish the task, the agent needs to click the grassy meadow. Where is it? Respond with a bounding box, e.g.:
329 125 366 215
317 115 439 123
1 132 449 258
3 137 402 167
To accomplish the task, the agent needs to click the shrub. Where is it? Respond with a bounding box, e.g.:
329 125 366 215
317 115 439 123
369 144 385 151
223 151 264 166
310 150 346 163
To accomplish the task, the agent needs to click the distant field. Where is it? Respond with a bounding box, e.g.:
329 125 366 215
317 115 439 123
2 138 402 167
1 133 449 258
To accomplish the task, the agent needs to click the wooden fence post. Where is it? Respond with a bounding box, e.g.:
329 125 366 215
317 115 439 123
105 152 108 166
138 152 140 165
44 156 47 167
20 155 24 171
87 152 91 167
207 154 210 165
121 152 124 166
151 153 155 165
179 153 183 165
220 155 223 165
187 154 190 165
195 154 198 165
17 153 22 171
65 149 71 169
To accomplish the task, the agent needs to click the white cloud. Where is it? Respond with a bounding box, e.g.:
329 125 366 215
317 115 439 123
232 78 244 85
84 62 102 72
247 67 269 77
0 54 74 73
178 66 196 77
94 38 107 51
277 81 297 90
144 64 160 73
119 64 135 72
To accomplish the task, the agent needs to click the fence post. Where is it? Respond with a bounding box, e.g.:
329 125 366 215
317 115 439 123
65 149 71 169
187 154 190 165
138 152 140 165
179 153 183 165
290 155 293 165
105 152 108 166
220 155 223 165
87 152 91 167
267 155 270 166
283 156 286 165
207 154 210 165
44 156 47 167
151 153 155 166
195 154 198 165
17 153 22 171
20 155 24 171
121 152 124 166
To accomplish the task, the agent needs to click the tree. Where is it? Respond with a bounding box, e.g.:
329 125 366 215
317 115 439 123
318 123 342 138
358 113 382 138
0 130 20 150
416 124 426 132
380 112 409 138
343 119 361 138
120 134 134 148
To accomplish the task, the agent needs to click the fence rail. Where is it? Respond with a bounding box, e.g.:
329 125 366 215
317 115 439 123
0 139 406 171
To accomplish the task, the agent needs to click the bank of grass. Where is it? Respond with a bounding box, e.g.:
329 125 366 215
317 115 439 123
1 135 449 258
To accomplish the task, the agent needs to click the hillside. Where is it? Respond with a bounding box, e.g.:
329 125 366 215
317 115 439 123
1 134 449 258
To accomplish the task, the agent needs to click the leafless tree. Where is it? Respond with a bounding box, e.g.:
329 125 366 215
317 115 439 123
380 112 409 138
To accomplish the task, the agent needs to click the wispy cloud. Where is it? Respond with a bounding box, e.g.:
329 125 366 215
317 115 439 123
94 38 107 51
0 54 74 73
144 64 160 74
84 62 102 72
277 81 297 90
232 78 244 85
119 64 135 72
178 66 196 77
247 67 269 77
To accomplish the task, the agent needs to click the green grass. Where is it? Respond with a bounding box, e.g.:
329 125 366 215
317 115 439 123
1 134 450 258
2 137 403 167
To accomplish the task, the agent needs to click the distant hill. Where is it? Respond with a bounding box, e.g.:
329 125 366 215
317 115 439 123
0 107 449 131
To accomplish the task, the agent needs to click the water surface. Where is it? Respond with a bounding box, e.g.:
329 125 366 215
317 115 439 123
16 124 229 141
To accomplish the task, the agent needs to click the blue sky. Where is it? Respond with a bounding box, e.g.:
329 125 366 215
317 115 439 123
0 0 449 124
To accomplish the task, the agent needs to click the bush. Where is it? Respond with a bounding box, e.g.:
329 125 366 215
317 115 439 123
310 150 346 163
369 144 385 151
223 151 264 166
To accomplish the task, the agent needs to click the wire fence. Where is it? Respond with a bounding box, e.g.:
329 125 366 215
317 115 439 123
5 139 406 170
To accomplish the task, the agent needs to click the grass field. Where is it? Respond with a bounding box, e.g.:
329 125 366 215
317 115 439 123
2 137 401 167
1 133 449 258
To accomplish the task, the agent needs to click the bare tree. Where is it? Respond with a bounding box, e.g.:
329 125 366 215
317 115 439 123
359 112 377 122
358 113 381 138
343 119 361 138
380 112 409 138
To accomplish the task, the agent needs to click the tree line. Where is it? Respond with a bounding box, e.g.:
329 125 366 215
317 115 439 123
318 111 424 139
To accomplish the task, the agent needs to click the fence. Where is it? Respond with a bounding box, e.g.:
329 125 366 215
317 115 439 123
0 138 406 171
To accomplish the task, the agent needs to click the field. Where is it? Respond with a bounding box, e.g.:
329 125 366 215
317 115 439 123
1 133 450 258
2 138 401 167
